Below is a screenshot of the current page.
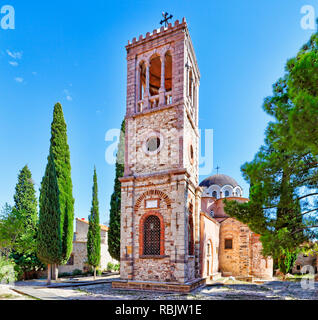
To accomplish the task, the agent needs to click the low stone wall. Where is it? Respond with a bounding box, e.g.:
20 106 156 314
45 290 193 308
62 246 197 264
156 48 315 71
112 278 205 293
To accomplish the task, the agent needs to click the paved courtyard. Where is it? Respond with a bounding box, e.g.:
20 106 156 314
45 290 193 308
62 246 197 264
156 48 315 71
2 275 317 300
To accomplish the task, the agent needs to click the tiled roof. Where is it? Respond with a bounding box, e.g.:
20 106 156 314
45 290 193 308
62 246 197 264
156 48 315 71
76 218 109 231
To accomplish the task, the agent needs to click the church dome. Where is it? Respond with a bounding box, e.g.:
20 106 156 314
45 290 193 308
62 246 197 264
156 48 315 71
200 174 239 188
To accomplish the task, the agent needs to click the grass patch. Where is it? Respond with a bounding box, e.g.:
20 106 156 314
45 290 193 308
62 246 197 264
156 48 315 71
0 294 16 300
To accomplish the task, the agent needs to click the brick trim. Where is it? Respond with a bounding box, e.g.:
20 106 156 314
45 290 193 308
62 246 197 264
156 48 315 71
139 211 165 257
134 189 172 211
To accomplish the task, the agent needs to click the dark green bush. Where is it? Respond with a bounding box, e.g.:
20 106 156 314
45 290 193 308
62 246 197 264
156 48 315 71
72 269 82 276
59 272 71 278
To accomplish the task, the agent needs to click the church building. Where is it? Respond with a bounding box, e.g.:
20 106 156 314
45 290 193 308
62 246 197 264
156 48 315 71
112 18 273 293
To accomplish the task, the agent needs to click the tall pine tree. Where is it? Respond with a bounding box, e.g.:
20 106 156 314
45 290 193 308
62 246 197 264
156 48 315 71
224 69 317 275
108 120 125 261
287 29 318 155
49 103 74 265
37 151 62 285
87 167 101 279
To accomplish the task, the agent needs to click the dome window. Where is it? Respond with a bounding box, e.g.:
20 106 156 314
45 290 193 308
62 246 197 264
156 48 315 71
225 190 230 197
212 191 217 198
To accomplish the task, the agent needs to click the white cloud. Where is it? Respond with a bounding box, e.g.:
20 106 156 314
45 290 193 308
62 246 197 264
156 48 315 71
15 77 24 83
6 50 23 60
9 61 18 67
64 89 72 101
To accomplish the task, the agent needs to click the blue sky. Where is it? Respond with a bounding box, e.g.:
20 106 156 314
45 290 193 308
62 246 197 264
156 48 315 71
0 0 316 224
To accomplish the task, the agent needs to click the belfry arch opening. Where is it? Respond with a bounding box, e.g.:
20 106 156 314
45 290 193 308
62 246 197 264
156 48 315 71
189 69 193 99
149 54 161 96
139 61 146 100
164 51 172 92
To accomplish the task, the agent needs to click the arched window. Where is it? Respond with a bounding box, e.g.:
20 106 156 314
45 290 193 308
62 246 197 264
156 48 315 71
212 191 217 198
143 215 161 255
225 190 230 197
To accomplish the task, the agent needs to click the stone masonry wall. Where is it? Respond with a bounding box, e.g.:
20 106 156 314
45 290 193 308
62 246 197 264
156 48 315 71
250 234 273 279
219 218 273 279
120 172 199 284
120 19 200 286
292 252 317 274
219 218 249 276
59 219 117 274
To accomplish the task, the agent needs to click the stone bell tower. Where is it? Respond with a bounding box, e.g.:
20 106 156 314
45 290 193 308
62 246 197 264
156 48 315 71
112 18 204 292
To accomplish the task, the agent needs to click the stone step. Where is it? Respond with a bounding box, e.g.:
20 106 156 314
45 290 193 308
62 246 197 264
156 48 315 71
209 272 222 281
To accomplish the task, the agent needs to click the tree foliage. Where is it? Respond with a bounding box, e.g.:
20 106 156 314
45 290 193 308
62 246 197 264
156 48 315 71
37 151 62 265
108 120 125 261
0 204 24 257
14 165 38 226
287 31 318 155
0 167 44 278
87 167 101 273
224 29 318 274
49 103 74 264
13 165 39 254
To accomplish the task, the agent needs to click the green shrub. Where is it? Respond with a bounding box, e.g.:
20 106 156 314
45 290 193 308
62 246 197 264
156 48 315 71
10 252 45 280
59 272 71 278
96 269 102 276
72 269 82 276
114 264 120 272
0 255 17 284
107 262 114 272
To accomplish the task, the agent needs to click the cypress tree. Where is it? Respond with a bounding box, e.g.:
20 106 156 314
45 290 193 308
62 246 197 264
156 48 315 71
37 151 62 285
13 165 38 253
87 167 101 279
14 165 38 225
49 102 74 265
11 165 44 277
108 120 125 261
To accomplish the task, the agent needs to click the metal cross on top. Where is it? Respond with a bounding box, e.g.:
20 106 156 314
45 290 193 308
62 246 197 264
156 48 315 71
215 166 221 175
160 12 173 27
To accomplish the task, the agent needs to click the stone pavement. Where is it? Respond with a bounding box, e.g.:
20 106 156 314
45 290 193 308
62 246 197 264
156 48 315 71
0 285 33 300
11 274 120 300
3 277 318 300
